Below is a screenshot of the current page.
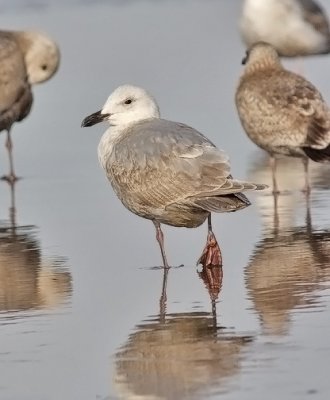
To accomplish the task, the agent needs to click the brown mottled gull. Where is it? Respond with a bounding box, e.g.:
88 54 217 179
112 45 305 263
240 0 330 57
235 42 330 193
0 30 60 182
81 85 267 269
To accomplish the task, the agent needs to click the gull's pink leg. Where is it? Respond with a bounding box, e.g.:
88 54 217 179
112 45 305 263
197 215 222 268
153 220 170 269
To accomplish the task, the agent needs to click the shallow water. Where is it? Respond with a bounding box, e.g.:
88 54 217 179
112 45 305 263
1 1 330 399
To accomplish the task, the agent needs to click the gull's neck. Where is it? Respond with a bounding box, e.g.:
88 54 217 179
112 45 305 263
98 127 121 171
97 116 157 170
243 55 282 76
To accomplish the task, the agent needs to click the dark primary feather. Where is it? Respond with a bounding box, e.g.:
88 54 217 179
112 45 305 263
290 82 330 159
191 193 250 213
303 143 330 161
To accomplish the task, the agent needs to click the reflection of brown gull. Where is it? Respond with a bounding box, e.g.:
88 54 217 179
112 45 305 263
0 226 72 312
248 151 330 192
114 268 252 399
246 149 330 335
246 227 330 336
247 152 330 229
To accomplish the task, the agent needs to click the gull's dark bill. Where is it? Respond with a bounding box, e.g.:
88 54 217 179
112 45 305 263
81 110 110 127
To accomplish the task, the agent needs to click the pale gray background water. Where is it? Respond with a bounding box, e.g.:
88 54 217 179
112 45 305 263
0 1 330 399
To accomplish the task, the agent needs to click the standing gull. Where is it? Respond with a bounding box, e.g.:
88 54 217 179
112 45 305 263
240 0 330 57
235 42 330 193
0 30 60 182
81 85 266 269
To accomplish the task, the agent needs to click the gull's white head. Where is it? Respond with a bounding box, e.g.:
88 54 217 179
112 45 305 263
16 31 60 84
81 84 160 128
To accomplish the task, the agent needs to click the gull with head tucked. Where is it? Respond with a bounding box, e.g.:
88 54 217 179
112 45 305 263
0 29 60 182
82 85 267 269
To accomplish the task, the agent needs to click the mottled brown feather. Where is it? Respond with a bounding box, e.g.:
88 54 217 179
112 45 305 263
236 43 330 160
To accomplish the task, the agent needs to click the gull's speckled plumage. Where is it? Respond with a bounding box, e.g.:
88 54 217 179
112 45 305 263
236 42 330 160
235 42 330 192
82 84 267 267
240 0 330 57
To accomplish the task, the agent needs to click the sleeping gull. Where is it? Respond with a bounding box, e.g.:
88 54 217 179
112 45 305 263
82 85 267 269
240 0 330 57
235 42 330 194
0 30 60 182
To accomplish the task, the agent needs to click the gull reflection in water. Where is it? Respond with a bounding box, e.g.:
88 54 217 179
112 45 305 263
0 182 72 314
114 267 253 399
247 152 330 230
246 152 330 335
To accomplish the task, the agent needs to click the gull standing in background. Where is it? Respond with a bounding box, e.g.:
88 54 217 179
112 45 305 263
235 42 330 194
240 0 330 57
0 30 60 182
82 85 267 269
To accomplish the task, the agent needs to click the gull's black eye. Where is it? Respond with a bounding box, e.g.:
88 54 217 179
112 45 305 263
41 64 48 71
124 99 132 105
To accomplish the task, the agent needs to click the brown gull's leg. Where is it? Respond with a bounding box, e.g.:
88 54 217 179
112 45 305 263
197 214 222 268
153 220 170 269
270 156 280 195
1 130 18 183
302 158 311 195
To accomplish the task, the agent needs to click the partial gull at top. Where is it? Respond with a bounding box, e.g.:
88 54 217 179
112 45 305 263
240 0 330 57
82 84 267 269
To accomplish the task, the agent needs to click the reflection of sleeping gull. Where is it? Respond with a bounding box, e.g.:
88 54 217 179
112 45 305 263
82 84 266 269
236 42 330 193
240 0 330 57
0 30 60 182
0 226 71 313
114 312 252 400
